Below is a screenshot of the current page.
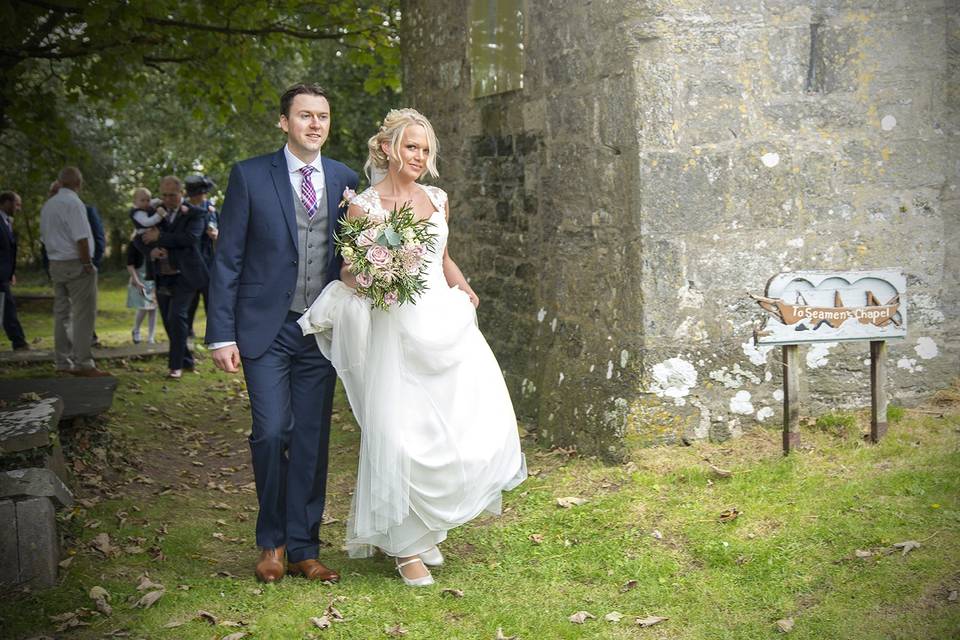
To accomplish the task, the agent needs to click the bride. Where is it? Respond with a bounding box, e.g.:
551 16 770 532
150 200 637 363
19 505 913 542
299 108 526 586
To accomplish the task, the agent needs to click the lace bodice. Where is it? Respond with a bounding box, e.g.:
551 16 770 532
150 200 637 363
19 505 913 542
351 185 449 285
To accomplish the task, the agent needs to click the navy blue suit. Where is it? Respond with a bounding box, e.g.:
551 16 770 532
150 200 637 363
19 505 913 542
0 216 27 349
206 147 358 562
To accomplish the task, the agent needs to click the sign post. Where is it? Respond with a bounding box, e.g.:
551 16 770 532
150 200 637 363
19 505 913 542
750 270 906 454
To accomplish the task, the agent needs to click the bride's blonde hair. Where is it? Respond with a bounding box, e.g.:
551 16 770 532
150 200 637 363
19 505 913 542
365 108 439 182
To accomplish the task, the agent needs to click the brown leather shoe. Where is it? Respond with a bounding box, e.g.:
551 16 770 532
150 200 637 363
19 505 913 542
287 558 340 583
255 546 286 583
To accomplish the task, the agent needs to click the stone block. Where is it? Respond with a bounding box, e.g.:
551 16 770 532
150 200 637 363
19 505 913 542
640 151 729 234
0 499 17 585
0 468 74 509
675 78 747 147
0 397 62 453
15 497 59 588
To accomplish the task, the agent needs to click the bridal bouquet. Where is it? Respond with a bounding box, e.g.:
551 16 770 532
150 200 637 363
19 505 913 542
336 189 438 310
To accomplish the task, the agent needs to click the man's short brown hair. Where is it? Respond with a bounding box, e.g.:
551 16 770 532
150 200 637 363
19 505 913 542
280 83 329 118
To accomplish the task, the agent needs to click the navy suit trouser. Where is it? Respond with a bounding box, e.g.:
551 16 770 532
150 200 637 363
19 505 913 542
156 274 196 371
0 281 27 349
242 311 336 563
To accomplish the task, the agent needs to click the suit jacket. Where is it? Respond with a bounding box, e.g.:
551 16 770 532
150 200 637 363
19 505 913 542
135 203 210 291
206 147 358 359
0 217 16 284
85 204 106 268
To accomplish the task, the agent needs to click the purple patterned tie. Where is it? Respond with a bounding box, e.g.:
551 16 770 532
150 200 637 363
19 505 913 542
299 165 318 219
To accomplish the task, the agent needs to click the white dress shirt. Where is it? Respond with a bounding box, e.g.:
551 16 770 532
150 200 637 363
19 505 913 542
208 146 325 350
40 188 93 261
284 144 325 206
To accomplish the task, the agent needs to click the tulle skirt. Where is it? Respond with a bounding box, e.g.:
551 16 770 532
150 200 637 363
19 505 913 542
300 280 526 558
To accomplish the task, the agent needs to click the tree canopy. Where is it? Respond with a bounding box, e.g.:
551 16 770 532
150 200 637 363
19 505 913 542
0 0 401 264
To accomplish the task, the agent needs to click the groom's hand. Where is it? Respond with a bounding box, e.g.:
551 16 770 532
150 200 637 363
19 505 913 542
211 345 241 373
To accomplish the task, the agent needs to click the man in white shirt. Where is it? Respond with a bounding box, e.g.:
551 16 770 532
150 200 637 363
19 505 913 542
39 167 109 377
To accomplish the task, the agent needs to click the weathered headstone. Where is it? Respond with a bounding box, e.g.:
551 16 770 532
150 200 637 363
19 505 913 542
13 496 59 587
0 377 117 419
0 468 74 509
0 469 73 589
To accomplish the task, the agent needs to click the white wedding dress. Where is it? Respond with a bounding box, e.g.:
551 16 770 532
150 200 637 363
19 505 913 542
299 184 526 558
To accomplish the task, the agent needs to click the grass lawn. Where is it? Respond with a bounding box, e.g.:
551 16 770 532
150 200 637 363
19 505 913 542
1 269 958 639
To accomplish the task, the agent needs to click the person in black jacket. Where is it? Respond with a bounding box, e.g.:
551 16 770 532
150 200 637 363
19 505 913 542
136 176 209 378
0 191 28 350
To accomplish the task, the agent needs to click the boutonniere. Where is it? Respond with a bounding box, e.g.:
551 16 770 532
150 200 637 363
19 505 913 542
339 187 358 209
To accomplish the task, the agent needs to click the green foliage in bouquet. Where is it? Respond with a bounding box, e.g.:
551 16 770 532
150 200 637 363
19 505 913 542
335 202 438 310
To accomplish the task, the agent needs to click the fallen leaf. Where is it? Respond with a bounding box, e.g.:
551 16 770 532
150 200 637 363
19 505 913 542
59 556 75 569
495 628 518 640
776 618 794 633
441 588 464 598
620 579 638 592
89 586 110 601
569 611 596 624
604 611 624 623
708 463 733 478
854 549 873 558
556 496 588 508
385 623 408 636
636 615 668 628
893 540 921 556
134 590 164 608
651 529 663 540
91 533 114 556
163 620 186 628
136 575 164 591
311 615 331 629
222 633 246 640
197 610 218 625
529 533 544 544
718 508 740 522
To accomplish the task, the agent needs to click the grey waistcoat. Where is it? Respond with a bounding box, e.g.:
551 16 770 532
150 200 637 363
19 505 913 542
290 183 329 312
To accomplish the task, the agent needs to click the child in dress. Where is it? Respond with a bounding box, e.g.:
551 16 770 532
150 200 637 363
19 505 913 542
126 189 159 343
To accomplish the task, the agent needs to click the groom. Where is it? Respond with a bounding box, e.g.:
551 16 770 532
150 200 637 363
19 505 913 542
207 83 358 583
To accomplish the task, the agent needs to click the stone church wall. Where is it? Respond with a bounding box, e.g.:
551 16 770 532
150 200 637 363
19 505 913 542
400 0 959 458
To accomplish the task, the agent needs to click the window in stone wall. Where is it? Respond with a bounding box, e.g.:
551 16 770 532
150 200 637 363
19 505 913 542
469 0 524 98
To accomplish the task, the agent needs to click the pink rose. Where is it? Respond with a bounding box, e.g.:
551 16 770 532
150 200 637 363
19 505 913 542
366 244 391 268
356 272 373 288
407 243 426 257
357 228 378 247
383 291 399 306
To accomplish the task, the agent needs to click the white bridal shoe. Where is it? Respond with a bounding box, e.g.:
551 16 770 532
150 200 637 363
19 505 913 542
396 557 434 587
419 546 444 566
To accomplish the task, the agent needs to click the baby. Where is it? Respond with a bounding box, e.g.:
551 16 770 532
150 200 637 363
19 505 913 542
129 187 167 234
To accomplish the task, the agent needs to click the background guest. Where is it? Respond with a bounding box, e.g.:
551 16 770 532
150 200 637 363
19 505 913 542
39 167 108 376
184 175 218 339
126 237 157 344
137 175 209 378
0 191 28 351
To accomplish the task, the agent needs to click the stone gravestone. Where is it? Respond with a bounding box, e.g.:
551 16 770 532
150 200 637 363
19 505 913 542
751 269 906 452
0 398 74 589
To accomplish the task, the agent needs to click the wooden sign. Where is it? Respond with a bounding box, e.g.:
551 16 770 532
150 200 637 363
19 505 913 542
748 269 906 455
750 269 906 345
